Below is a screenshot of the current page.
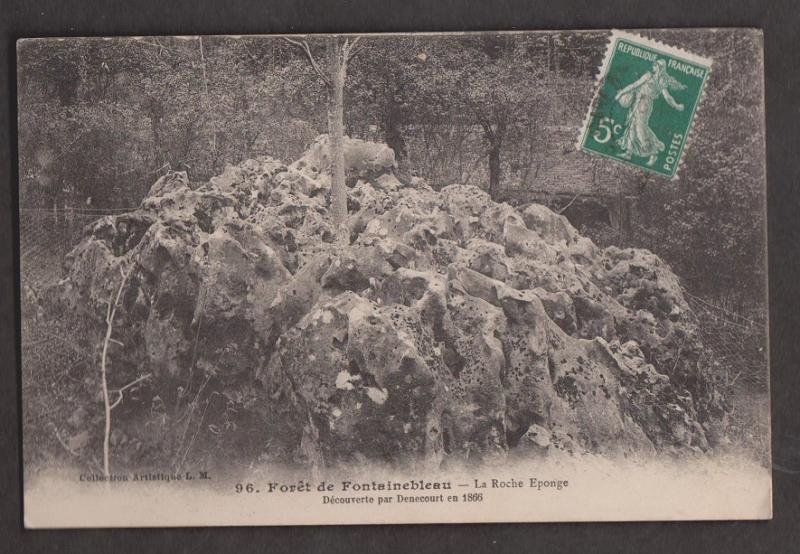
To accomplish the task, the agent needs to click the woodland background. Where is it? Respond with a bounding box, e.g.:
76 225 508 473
17 30 766 313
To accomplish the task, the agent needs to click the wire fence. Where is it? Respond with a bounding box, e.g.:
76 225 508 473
19 207 134 293
683 290 768 391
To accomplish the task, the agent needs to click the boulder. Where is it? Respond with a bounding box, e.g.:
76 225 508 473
51 134 727 470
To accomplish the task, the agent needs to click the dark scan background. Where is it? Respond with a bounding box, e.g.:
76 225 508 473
1 1 798 552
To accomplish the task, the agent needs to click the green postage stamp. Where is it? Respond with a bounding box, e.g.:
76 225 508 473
578 30 712 178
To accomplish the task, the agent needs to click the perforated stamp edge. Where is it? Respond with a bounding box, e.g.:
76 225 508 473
576 29 713 180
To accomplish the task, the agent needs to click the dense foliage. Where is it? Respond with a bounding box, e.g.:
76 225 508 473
17 31 766 309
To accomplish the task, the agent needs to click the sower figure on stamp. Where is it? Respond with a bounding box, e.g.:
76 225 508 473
615 59 687 166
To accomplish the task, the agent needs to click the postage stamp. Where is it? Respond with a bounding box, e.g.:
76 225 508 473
578 30 712 178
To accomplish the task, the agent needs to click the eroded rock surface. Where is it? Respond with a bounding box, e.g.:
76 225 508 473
53 135 727 470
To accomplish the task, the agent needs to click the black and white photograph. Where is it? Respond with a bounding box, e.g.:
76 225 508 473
17 29 770 527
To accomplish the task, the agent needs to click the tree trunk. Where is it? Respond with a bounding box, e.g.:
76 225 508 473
198 37 218 169
488 141 501 200
384 89 406 161
329 37 348 244
483 117 506 200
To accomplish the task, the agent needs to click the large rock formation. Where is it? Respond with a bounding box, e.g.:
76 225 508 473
53 134 727 470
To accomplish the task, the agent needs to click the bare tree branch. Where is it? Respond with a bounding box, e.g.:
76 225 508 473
49 422 80 458
345 36 366 62
557 192 581 214
110 373 153 410
283 37 332 88
100 261 135 479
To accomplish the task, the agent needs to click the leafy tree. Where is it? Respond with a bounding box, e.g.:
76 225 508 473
406 35 547 198
624 31 766 310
